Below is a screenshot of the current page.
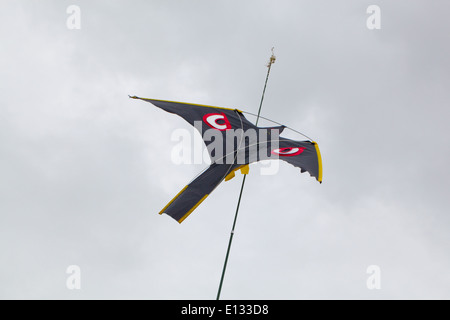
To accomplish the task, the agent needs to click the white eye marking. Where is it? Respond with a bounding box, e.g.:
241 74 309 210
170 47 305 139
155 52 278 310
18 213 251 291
203 113 231 131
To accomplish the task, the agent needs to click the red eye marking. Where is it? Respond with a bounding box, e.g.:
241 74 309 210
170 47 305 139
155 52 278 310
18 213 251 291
271 147 305 156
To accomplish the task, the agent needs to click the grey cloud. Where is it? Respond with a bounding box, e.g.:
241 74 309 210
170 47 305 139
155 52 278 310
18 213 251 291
1 0 449 299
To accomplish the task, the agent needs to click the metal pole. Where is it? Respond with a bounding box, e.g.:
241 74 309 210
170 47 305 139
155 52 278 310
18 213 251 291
216 49 276 300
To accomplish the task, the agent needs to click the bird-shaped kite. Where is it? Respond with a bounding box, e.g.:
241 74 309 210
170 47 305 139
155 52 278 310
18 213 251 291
130 96 322 223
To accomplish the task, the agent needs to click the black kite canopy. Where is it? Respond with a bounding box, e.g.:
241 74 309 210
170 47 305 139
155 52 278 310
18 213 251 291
130 96 322 223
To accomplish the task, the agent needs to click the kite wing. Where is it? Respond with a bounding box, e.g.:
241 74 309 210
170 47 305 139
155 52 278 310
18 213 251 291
270 139 322 183
234 137 322 183
158 163 238 223
130 96 259 163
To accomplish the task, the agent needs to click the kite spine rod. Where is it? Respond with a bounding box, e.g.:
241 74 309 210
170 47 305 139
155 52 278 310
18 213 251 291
216 48 276 300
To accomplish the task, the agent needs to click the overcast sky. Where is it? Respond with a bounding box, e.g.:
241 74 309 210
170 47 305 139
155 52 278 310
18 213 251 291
1 0 450 299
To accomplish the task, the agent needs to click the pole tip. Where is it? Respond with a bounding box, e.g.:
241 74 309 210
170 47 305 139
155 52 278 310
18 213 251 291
267 47 276 67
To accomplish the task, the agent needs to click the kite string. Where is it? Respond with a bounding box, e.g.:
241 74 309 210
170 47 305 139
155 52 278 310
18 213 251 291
241 110 315 142
211 138 306 167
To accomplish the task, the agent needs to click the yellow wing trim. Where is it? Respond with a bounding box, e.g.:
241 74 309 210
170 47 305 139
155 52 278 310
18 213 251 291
178 194 209 224
224 170 236 181
312 141 323 183
158 185 188 215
